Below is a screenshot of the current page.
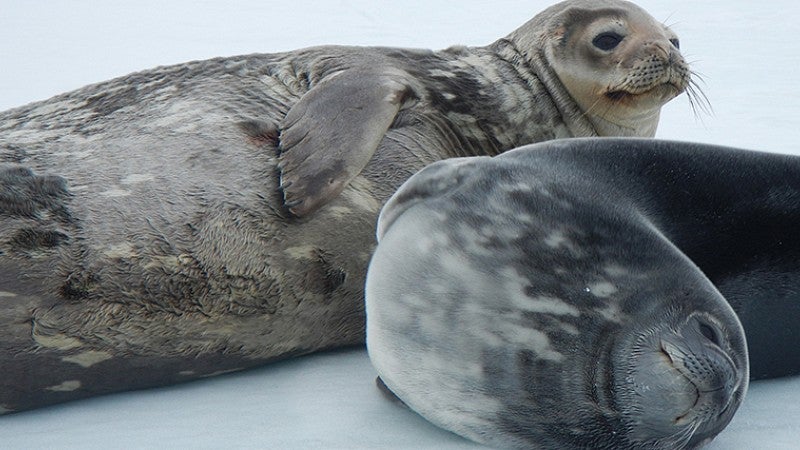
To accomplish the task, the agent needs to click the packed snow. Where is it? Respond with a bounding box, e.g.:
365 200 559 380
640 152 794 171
1 1 798 448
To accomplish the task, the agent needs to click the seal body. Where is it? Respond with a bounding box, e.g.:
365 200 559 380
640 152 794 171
366 138 800 448
0 0 690 413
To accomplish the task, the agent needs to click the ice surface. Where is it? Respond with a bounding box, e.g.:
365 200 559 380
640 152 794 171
1 0 799 448
0 348 795 449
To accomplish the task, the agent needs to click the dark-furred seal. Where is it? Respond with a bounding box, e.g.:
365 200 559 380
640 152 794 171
368 138 800 448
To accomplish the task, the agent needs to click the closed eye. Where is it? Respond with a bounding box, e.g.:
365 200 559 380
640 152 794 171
699 322 720 345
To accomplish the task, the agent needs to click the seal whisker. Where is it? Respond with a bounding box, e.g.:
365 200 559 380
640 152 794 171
687 73 713 116
659 419 702 450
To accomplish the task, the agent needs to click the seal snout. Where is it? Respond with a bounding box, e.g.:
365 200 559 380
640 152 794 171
623 312 745 448
596 32 690 108
660 317 742 418
659 339 737 421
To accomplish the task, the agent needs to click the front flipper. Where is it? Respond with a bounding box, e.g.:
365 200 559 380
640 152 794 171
278 68 413 217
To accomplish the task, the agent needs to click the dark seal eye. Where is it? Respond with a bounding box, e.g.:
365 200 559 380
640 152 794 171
592 32 624 51
669 38 680 49
699 322 720 345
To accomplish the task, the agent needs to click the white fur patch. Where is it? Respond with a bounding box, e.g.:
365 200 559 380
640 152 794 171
500 267 580 316
543 229 569 248
100 188 131 198
62 350 113 368
46 380 81 392
595 301 627 323
283 245 316 259
121 173 155 185
587 281 618 298
519 295 581 316
603 263 630 277
104 242 135 259
33 332 83 351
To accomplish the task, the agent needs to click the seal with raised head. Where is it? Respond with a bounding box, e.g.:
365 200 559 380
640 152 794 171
366 138 800 448
0 0 691 412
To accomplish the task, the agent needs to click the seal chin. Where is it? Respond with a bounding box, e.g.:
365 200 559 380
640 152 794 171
616 313 745 448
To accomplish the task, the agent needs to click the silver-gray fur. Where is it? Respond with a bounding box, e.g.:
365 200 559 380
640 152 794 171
0 0 689 412
367 138 753 449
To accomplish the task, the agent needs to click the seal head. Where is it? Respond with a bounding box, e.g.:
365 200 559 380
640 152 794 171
508 0 691 137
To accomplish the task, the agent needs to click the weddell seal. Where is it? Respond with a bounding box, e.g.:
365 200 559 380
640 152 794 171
0 0 692 412
366 137 800 448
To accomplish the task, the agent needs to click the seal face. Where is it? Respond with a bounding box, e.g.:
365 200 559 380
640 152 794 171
365 139 778 448
507 0 697 138
0 0 693 413
553 1 688 134
614 313 742 447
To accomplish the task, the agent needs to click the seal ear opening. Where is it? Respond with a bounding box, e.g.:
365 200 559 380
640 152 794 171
376 156 489 241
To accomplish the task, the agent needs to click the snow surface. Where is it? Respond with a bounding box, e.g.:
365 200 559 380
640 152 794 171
1 0 799 448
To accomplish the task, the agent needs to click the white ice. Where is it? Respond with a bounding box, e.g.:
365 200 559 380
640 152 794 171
1 1 799 448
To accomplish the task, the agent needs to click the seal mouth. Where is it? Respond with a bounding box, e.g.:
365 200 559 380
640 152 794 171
603 80 685 103
605 90 631 101
674 388 701 425
659 342 701 424
604 83 680 103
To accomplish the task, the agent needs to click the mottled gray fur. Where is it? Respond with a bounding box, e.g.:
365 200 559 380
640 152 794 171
367 138 775 449
0 0 687 413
